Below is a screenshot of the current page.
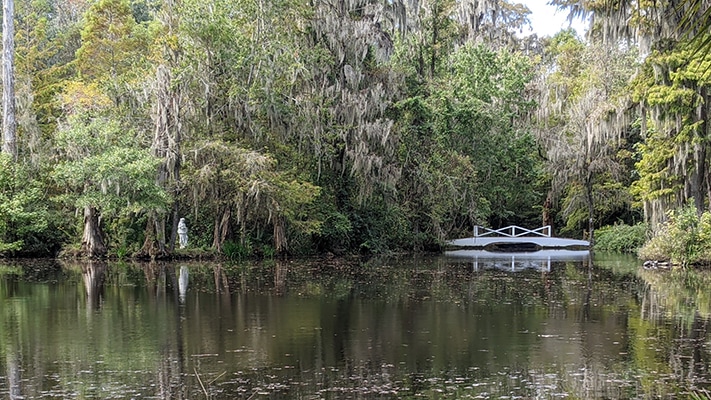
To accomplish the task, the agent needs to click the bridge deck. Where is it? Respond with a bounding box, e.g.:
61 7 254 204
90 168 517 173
447 236 590 249
447 225 590 250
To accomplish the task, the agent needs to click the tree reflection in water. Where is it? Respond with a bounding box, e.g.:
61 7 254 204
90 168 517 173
637 267 711 396
0 256 709 398
82 261 106 310
5 316 21 400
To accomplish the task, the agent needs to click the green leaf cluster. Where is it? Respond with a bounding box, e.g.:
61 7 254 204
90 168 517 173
629 34 711 222
639 204 711 267
9 0 676 256
394 43 543 244
594 223 648 253
75 0 153 83
52 112 168 247
0 154 50 254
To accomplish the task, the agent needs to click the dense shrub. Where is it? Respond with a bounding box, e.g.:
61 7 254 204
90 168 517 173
594 223 647 253
637 226 674 262
638 205 711 267
0 155 53 256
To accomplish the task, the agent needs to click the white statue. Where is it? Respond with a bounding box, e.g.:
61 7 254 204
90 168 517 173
178 218 188 249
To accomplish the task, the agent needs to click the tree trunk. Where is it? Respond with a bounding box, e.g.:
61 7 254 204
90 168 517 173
212 207 231 252
273 215 287 255
168 203 179 252
542 192 554 235
429 1 439 79
147 64 182 254
2 0 16 161
236 194 247 245
139 212 167 259
81 206 107 258
585 172 595 247
701 87 711 212
692 141 706 213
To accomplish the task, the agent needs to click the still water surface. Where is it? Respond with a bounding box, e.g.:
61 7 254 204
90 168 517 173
0 253 709 399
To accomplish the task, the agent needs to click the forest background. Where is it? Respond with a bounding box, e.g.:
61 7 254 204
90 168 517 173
0 0 709 262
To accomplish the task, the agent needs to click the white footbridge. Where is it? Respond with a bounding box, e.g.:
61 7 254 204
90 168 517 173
445 225 590 271
446 225 590 250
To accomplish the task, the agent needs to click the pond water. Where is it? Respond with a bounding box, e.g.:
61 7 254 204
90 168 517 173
0 253 710 399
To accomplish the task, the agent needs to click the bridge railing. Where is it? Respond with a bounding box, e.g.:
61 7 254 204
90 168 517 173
473 225 551 238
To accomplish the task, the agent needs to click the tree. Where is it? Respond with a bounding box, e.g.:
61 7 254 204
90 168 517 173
182 141 319 255
286 0 536 251
139 0 183 257
535 32 637 240
9 0 91 168
629 37 711 224
552 0 711 229
2 0 16 160
75 0 139 82
53 83 168 258
175 0 325 253
393 43 541 245
0 153 49 254
552 0 709 51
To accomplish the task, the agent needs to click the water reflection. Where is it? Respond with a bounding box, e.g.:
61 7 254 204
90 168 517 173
213 263 229 293
635 267 711 396
445 249 591 272
5 316 21 400
143 262 168 298
274 260 287 295
82 261 106 310
179 266 188 303
0 256 710 398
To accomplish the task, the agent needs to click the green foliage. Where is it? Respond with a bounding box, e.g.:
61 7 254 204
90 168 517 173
538 33 641 238
628 35 711 224
52 109 169 250
15 0 73 141
0 154 51 255
272 178 322 235
106 213 146 258
559 179 640 237
594 223 647 253
638 204 711 267
393 43 543 243
353 201 412 254
630 129 681 204
261 244 276 259
75 0 148 82
637 225 673 263
309 180 413 254
9 0 688 258
181 141 321 252
421 0 459 78
313 200 354 252
222 240 252 261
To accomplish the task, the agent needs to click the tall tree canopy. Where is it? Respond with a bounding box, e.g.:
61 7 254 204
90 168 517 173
535 30 637 239
13 0 711 257
553 0 711 228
